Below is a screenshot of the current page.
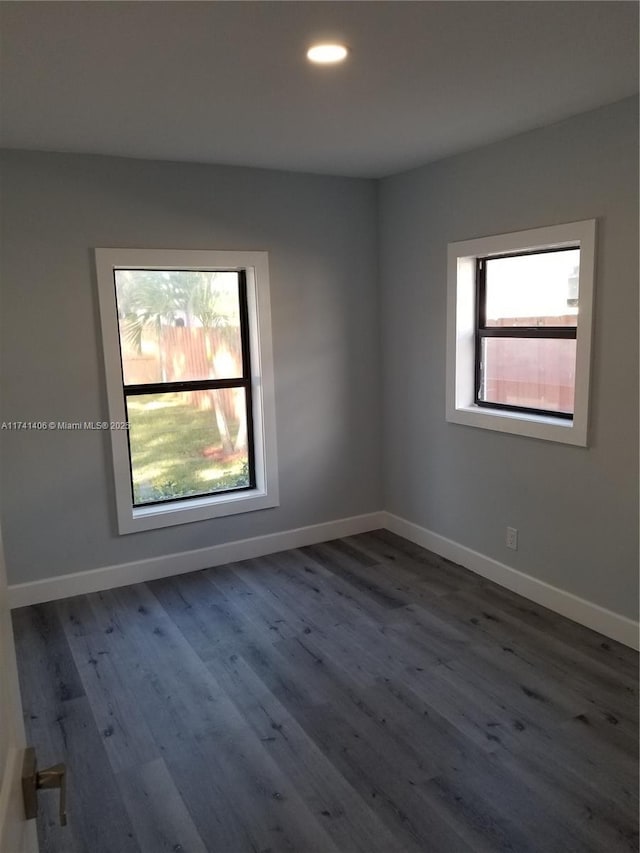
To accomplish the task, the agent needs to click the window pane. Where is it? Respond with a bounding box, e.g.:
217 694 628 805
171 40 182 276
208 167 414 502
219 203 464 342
126 389 250 505
479 337 577 414
115 270 243 385
485 249 580 328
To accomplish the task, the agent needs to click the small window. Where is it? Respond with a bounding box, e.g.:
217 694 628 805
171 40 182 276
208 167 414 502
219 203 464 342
475 248 579 418
96 249 278 533
446 221 596 446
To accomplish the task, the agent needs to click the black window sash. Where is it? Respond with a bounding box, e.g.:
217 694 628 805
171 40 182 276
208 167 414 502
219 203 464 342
118 269 256 507
474 251 577 420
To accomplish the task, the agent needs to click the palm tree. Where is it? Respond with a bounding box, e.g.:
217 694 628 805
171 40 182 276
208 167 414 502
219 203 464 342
116 269 188 381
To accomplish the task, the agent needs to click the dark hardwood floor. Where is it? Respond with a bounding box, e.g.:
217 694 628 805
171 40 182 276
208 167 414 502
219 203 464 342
12 530 639 853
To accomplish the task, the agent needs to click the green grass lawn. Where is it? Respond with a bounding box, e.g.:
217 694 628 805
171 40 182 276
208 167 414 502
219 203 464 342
127 393 249 504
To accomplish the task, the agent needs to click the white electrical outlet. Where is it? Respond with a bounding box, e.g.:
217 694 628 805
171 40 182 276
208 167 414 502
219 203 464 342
506 527 518 550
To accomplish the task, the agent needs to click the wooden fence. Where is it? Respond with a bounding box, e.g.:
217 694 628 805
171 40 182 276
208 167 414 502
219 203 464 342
485 315 577 412
121 325 244 423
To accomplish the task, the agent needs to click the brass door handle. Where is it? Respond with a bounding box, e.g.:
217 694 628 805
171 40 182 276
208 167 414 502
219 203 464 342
22 747 67 827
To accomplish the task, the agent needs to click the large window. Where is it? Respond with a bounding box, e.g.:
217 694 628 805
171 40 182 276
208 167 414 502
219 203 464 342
446 221 596 445
96 249 278 533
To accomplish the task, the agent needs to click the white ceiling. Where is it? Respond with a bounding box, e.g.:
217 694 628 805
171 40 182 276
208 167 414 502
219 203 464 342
1 1 638 178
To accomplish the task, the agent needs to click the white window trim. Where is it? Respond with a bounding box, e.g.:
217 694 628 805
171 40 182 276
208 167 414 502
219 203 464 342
95 248 279 534
446 220 596 446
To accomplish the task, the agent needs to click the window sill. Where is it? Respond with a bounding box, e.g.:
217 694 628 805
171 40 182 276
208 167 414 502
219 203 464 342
447 404 586 446
118 487 279 534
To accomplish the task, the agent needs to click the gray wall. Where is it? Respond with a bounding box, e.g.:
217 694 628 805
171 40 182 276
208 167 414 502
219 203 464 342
1 98 638 623
0 152 382 584
379 97 639 620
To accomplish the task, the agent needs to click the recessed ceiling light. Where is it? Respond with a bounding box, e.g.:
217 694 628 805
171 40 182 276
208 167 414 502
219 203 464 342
306 43 349 65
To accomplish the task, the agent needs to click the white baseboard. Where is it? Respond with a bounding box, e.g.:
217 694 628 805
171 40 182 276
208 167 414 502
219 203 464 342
7 511 385 610
9 508 638 650
383 512 639 651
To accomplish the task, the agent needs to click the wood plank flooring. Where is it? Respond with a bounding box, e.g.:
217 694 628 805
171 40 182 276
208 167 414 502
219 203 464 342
12 530 639 853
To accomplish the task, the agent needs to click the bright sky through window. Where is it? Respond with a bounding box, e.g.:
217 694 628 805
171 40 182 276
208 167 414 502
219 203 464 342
485 249 579 321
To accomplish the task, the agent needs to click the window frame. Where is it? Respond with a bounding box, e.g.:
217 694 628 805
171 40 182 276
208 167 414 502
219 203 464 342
446 220 596 446
474 246 578 420
95 248 279 534
121 268 257 508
